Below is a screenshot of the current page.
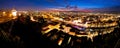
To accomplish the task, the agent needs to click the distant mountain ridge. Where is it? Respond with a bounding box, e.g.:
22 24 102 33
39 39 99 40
86 6 120 13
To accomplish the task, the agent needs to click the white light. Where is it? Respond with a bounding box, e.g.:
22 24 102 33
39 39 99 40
30 16 36 22
12 11 17 16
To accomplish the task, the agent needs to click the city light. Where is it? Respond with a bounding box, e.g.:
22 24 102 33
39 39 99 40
2 11 6 16
12 11 17 16
11 9 17 16
0 0 120 48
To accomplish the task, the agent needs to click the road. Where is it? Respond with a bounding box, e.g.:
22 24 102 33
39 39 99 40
0 16 13 23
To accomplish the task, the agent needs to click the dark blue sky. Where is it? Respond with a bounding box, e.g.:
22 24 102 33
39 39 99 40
0 0 120 10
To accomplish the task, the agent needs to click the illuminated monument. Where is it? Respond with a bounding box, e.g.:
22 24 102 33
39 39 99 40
11 8 17 16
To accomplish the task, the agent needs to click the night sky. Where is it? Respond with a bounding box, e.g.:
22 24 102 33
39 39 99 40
0 0 120 10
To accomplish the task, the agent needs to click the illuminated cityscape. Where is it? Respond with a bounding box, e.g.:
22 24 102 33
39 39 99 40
0 0 120 48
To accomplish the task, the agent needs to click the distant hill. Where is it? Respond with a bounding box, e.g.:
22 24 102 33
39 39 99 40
86 6 120 13
43 6 120 13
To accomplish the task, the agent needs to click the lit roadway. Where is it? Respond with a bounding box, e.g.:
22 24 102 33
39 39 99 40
0 16 13 24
